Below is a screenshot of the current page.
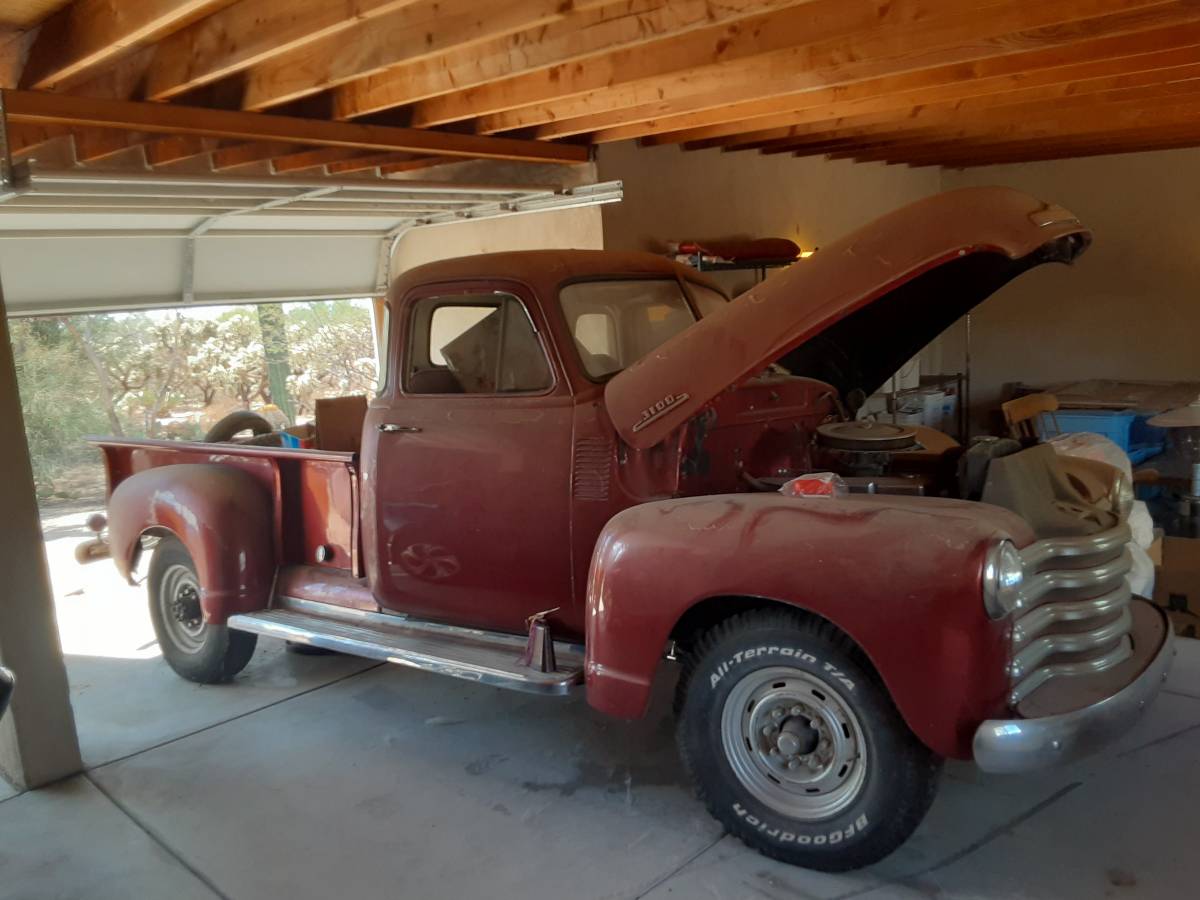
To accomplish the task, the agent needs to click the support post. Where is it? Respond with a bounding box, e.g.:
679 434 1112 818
0 270 83 790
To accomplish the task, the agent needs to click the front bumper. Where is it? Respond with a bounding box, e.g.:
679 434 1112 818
973 599 1174 774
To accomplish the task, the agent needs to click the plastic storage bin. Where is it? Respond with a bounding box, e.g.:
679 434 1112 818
1038 408 1164 463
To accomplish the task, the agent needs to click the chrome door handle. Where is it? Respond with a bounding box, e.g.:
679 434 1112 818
378 424 421 433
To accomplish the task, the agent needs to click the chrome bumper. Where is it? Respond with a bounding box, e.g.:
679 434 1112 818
974 600 1174 774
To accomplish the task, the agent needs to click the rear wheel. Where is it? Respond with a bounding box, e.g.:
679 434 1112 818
148 538 257 684
676 608 942 871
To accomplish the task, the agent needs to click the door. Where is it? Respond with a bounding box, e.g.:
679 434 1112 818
363 282 576 635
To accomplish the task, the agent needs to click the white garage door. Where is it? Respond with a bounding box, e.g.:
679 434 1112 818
0 160 621 316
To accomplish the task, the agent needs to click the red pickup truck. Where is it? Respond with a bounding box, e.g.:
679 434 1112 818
82 187 1172 872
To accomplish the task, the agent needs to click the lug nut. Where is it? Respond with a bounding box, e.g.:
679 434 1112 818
761 725 773 736
787 759 800 771
769 748 781 757
771 708 784 719
790 705 803 716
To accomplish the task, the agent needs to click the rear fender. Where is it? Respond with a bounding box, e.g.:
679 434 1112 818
584 492 1034 759
107 464 275 624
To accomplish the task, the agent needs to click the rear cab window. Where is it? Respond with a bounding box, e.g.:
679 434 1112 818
405 292 553 395
560 277 728 380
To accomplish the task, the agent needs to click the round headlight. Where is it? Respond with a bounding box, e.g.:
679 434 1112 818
983 540 1024 620
1110 471 1134 520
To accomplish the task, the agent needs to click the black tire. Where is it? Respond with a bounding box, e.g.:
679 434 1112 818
148 538 257 684
204 410 274 443
676 608 942 872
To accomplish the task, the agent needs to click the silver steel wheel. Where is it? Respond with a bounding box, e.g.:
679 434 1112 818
720 666 868 820
157 563 206 654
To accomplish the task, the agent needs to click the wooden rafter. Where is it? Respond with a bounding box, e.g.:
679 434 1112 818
331 0 809 120
750 84 1200 160
20 0 232 90
142 0 424 101
8 0 1200 175
455 0 1178 135
240 0 611 112
1 89 590 163
592 20 1200 145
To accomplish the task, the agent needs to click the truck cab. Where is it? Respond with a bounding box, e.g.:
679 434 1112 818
84 187 1173 872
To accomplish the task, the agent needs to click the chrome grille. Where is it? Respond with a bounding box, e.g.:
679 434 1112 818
1008 524 1134 705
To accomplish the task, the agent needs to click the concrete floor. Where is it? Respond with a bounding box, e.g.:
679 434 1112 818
2 506 1198 899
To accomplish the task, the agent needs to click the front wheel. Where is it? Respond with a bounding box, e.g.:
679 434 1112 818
676 609 942 871
148 537 257 684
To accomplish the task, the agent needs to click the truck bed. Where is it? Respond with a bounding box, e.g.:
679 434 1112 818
89 436 362 576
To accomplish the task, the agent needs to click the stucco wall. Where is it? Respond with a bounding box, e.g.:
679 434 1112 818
940 149 1200 415
597 141 941 296
598 141 1199 425
390 160 605 274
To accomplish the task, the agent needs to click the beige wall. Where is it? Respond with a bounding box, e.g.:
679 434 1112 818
598 141 940 296
391 160 605 274
599 141 1200 425
941 149 1200 415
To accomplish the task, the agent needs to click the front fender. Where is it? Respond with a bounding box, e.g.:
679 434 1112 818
107 464 275 624
585 492 1034 759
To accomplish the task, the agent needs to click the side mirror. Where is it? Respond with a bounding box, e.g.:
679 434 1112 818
0 666 13 720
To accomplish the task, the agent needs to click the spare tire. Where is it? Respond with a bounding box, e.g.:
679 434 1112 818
204 410 275 443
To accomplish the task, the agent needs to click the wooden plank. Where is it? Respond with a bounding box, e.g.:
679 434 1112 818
325 151 426 174
144 135 214 166
917 132 1200 166
863 121 1200 165
455 0 1177 133
332 0 808 119
241 0 610 112
763 79 1200 154
271 147 368 174
724 65 1200 153
142 0 423 101
1 89 591 163
411 0 885 128
19 0 233 90
380 156 456 175
592 20 1200 144
74 128 149 162
779 93 1200 160
211 141 295 170
5 121 74 154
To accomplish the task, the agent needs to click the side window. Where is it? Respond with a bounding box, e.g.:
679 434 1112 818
405 293 553 395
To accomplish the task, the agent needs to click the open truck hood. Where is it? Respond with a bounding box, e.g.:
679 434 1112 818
605 187 1090 450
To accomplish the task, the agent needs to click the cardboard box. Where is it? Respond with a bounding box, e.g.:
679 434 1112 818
1151 536 1200 638
315 395 367 453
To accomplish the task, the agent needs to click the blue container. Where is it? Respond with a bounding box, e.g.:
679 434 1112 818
1040 408 1137 449
1039 408 1165 463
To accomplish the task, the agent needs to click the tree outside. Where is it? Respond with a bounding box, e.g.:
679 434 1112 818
10 300 378 501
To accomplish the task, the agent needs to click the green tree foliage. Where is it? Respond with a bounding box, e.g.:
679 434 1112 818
9 300 377 498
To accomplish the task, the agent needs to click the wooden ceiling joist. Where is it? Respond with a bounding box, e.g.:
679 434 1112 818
142 0 425 102
765 85 1200 162
599 20 1200 146
709 71 1200 157
20 0 233 91
332 0 810 121
240 0 612 113
1 89 589 163
463 0 1182 136
8 0 1200 177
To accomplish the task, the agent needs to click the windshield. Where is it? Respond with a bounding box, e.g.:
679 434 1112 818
561 278 720 379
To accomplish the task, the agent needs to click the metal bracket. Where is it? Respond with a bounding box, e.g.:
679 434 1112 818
373 225 411 297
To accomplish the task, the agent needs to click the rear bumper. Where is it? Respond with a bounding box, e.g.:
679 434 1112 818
973 599 1173 774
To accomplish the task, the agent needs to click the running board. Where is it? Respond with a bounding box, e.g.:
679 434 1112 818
227 597 584 695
